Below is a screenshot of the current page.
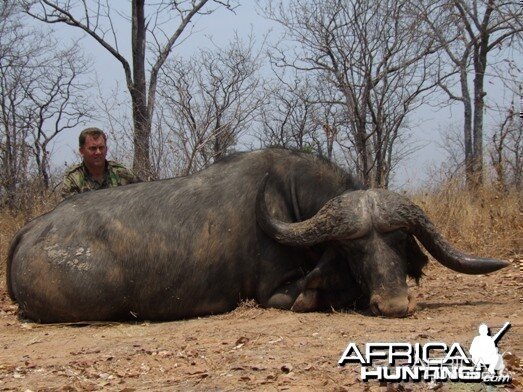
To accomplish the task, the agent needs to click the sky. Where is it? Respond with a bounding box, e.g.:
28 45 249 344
40 2 270 171
27 1 521 189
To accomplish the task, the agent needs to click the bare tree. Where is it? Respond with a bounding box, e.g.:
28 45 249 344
418 0 523 190
23 0 238 179
0 3 91 208
262 0 440 187
0 3 33 207
489 96 523 191
258 72 343 160
156 35 264 175
27 46 91 189
93 79 135 166
259 76 318 151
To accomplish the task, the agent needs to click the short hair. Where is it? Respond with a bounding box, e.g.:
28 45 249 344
79 127 107 148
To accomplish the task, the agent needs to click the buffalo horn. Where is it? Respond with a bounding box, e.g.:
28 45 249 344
255 174 371 246
370 189 510 274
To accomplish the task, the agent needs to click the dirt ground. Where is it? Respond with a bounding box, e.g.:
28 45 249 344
0 259 521 392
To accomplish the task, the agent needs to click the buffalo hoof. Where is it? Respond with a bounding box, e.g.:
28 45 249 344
291 289 320 312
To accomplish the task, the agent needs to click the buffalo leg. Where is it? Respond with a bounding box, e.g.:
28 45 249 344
266 277 306 309
291 289 322 311
290 248 338 312
291 248 360 312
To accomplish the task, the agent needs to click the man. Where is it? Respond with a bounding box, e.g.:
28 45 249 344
60 127 141 199
469 323 505 374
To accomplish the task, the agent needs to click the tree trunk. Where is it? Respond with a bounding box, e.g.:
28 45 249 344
490 133 505 191
355 88 371 187
459 67 474 190
374 135 383 188
471 25 490 190
322 124 335 161
469 0 494 190
355 123 370 186
131 0 152 179
40 141 50 190
472 66 486 189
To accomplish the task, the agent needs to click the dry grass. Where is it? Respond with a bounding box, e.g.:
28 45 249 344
0 194 60 286
0 212 26 289
0 183 521 288
413 182 522 260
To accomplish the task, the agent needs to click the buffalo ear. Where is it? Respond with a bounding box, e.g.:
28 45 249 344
405 235 428 283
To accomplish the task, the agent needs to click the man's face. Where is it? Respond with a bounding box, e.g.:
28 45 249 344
80 135 107 169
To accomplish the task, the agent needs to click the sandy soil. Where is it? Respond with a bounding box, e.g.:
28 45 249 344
0 259 521 392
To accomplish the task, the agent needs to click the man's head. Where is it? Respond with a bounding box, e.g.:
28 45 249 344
79 127 108 170
479 324 489 336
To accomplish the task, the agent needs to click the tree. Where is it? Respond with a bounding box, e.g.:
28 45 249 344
258 73 341 160
28 46 91 190
0 3 33 207
24 0 238 179
489 96 522 191
0 3 91 208
156 35 264 175
262 0 440 187
419 0 523 190
258 76 318 151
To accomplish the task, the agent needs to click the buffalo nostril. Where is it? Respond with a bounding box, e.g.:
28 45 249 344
370 294 411 318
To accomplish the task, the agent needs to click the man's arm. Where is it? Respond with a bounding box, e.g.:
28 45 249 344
126 168 142 184
108 161 143 185
60 172 82 200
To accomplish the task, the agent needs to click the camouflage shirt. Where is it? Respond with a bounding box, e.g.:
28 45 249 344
60 160 141 199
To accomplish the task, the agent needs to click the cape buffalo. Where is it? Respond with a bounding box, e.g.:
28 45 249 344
7 148 509 322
